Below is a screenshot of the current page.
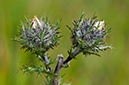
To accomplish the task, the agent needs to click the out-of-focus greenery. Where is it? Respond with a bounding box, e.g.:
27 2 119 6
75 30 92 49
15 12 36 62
0 0 129 85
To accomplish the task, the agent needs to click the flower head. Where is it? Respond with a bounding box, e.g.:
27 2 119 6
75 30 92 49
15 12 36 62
67 12 112 56
15 16 62 54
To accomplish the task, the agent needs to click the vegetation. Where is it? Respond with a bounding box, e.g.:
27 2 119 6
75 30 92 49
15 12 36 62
14 12 112 85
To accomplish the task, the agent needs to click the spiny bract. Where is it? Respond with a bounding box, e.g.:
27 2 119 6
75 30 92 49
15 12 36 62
14 16 62 54
67 12 112 56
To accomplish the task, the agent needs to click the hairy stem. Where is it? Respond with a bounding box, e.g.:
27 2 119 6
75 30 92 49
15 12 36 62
63 47 80 65
52 54 63 85
41 53 52 72
51 48 81 85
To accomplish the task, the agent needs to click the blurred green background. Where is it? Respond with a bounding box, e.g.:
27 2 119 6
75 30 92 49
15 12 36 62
0 0 129 85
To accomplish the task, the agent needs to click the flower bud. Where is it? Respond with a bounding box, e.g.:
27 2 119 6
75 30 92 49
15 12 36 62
67 12 112 56
15 16 62 54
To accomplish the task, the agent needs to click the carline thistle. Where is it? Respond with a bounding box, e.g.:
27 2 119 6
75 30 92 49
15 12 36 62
67 12 112 57
14 16 62 55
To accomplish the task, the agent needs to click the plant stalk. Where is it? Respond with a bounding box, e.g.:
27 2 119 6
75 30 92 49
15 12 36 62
51 48 81 85
41 53 52 72
63 47 80 64
52 54 63 85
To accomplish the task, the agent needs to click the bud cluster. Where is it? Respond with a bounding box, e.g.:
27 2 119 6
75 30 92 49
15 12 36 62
14 12 112 85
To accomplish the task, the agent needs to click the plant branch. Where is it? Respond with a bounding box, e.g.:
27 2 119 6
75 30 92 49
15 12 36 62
52 54 63 85
51 48 81 85
63 47 80 65
41 53 52 72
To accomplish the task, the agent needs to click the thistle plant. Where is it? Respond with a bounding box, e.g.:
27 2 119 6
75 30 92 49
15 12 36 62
14 12 112 85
